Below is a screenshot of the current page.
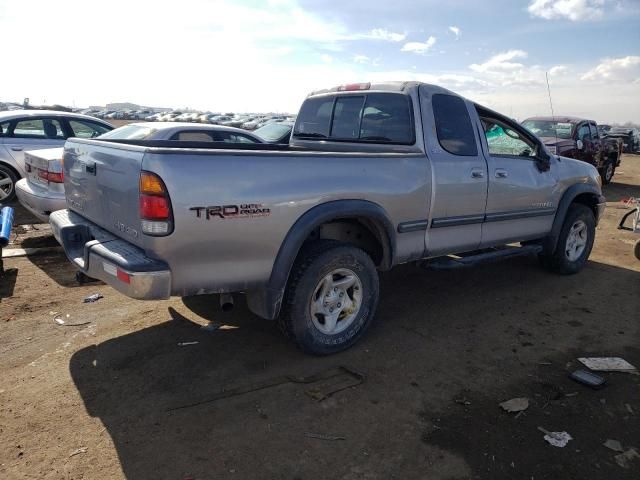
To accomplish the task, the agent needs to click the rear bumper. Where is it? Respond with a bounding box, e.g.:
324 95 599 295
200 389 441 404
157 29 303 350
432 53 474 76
15 179 66 223
49 209 171 300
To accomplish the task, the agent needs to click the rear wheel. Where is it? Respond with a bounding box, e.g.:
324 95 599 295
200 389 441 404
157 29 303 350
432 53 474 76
540 204 596 274
279 240 379 355
0 164 19 203
634 239 640 261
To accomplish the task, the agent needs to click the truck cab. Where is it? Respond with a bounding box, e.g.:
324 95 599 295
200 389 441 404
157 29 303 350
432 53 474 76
522 116 621 184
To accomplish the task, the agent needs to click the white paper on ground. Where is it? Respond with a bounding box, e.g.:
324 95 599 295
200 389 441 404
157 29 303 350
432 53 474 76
543 431 572 448
578 357 637 372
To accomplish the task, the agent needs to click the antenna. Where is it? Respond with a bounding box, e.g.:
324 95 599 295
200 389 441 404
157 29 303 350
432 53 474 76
545 72 555 118
545 72 559 152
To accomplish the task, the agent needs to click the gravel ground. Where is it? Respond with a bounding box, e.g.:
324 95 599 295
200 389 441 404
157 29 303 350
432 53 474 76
0 155 639 480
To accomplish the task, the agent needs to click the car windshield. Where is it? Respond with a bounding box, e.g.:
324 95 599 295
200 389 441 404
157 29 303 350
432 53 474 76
253 123 292 142
98 125 158 140
521 120 573 139
609 127 630 134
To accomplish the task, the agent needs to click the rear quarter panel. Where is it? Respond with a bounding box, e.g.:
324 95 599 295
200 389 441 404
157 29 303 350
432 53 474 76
141 149 430 295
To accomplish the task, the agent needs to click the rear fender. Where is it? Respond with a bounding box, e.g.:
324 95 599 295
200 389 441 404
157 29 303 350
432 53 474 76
246 200 395 320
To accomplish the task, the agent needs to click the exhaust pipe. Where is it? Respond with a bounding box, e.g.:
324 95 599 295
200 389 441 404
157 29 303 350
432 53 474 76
220 293 234 312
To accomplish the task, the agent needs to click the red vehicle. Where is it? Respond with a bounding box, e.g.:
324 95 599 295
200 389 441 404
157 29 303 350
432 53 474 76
522 116 622 184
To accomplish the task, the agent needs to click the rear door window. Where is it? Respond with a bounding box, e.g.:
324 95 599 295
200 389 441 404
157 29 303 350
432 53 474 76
589 123 599 139
216 132 259 143
12 118 64 139
294 92 414 144
172 131 215 142
69 120 111 138
432 94 478 156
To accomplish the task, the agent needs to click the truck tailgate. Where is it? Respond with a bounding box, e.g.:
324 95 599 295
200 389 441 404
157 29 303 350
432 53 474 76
63 139 146 248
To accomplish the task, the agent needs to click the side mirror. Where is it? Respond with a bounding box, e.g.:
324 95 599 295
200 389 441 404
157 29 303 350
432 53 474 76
576 139 584 150
535 146 551 172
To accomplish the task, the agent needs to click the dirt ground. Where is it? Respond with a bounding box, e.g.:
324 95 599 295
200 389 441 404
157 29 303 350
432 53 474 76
1 156 639 480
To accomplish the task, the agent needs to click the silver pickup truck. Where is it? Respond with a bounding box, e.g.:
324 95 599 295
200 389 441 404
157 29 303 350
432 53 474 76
51 82 605 354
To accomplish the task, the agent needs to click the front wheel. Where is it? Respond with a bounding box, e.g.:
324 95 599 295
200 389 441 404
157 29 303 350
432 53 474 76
634 239 640 261
540 204 596 274
279 240 379 355
601 161 615 185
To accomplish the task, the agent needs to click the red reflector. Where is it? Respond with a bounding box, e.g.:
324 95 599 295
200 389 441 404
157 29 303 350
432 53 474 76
117 268 131 284
338 82 370 91
140 194 170 220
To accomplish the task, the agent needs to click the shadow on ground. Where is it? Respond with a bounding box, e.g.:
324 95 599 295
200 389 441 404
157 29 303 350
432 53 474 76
69 258 640 479
603 181 639 203
0 258 18 302
24 252 87 288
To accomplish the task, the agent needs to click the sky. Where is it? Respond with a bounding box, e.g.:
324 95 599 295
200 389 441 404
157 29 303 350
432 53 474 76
1 0 639 122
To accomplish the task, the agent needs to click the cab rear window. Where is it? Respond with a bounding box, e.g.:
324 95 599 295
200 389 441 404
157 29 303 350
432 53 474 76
293 93 414 144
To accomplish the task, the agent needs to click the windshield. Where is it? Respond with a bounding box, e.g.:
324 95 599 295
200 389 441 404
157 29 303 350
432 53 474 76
254 123 292 142
609 127 630 134
98 125 158 140
521 120 573 139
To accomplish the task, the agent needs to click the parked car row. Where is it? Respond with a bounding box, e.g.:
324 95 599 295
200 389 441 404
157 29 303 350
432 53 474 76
70 107 295 131
8 118 294 220
141 112 296 130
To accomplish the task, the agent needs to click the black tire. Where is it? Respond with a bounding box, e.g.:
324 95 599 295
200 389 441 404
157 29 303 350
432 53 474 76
601 160 615 185
540 204 596 275
0 164 19 203
279 240 379 355
634 239 640 262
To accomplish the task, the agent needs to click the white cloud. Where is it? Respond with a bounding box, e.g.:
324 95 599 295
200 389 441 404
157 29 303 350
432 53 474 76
320 54 333 63
365 28 406 42
549 65 568 76
353 55 370 64
469 50 528 73
401 36 436 54
448 26 461 39
528 0 606 21
581 55 640 81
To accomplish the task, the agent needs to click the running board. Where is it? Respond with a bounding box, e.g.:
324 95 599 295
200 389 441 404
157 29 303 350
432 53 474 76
425 244 543 270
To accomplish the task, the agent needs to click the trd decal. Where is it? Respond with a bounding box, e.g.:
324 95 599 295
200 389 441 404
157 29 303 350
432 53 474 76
190 204 271 219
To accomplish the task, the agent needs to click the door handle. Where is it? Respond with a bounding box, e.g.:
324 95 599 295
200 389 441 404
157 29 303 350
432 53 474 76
495 169 508 178
471 169 484 179
10 146 23 151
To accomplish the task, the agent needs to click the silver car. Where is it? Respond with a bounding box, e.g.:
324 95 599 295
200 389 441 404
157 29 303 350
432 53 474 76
15 122 264 221
0 110 113 202
14 148 65 222
98 122 264 143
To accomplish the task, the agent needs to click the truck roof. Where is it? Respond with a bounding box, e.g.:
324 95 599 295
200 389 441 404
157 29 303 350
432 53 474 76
307 81 456 97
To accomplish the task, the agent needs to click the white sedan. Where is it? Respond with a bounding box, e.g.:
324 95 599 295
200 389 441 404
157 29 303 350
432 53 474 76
98 122 264 143
0 110 113 202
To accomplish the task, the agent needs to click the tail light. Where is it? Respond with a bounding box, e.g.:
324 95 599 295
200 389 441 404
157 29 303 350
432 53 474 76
37 169 64 183
139 171 173 235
